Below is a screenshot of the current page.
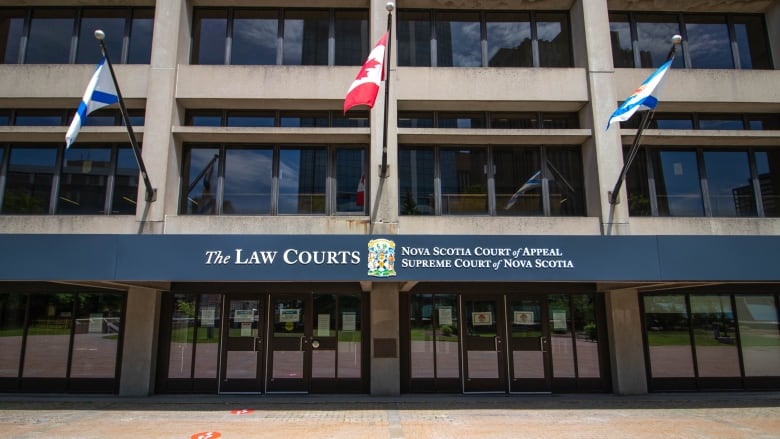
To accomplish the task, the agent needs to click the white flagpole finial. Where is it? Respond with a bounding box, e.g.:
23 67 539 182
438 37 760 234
94 29 105 41
671 35 682 44
386 2 395 12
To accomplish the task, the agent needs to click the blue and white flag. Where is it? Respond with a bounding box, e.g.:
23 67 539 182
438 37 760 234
606 57 674 130
504 170 542 210
65 57 119 148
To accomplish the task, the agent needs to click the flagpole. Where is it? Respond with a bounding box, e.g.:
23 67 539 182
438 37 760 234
94 30 156 202
379 2 394 178
608 35 681 205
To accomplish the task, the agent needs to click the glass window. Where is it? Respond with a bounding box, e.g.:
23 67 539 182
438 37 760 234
398 112 434 128
194 294 221 378
490 113 538 129
23 294 74 378
0 293 25 377
547 147 585 216
685 16 733 69
0 110 10 125
644 295 695 378
82 108 119 127
653 150 704 216
626 147 651 216
192 9 227 65
572 294 600 378
76 9 125 64
536 13 571 67
438 112 485 129
735 295 780 376
399 147 435 215
333 111 369 128
226 111 275 127
70 293 123 378
0 9 25 64
280 111 328 128
283 10 328 66
112 147 139 214
494 147 542 216
635 14 683 68
224 148 273 214
335 148 365 213
183 148 220 215
703 151 755 217
14 110 64 126
232 10 277 65
755 150 780 217
543 113 579 129
168 294 195 379
336 294 362 378
25 9 74 64
609 13 634 68
278 147 327 214
733 15 772 69
690 295 740 377
549 295 575 378
128 9 153 64
440 147 487 215
3 147 58 214
409 293 459 379
409 294 434 378
335 10 368 66
435 12 481 67
397 11 432 67
57 146 112 214
486 12 532 67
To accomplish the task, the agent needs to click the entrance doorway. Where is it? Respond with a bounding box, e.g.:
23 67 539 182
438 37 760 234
219 295 264 393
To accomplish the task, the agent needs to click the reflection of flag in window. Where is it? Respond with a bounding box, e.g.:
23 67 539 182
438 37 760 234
504 170 541 210
356 174 365 207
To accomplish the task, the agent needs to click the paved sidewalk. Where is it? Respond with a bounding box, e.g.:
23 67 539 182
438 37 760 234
1 392 779 439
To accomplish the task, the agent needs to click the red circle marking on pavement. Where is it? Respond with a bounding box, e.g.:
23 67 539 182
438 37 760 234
190 432 221 439
231 409 254 415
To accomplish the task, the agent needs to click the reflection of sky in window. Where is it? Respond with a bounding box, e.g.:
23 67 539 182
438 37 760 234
537 22 561 42
77 18 124 64
233 19 277 65
26 16 72 63
2 16 23 63
438 21 481 67
656 151 703 216
699 119 744 130
64 147 111 173
637 21 683 67
9 148 57 168
487 21 530 60
116 147 139 175
703 151 751 216
685 23 733 68
196 19 227 64
224 149 272 212
128 17 153 64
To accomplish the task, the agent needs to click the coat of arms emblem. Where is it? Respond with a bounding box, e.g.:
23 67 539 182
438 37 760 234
367 239 396 277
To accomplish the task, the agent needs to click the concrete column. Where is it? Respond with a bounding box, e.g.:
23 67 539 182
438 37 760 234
573 0 631 235
370 282 400 395
136 0 189 231
119 287 162 396
604 288 648 395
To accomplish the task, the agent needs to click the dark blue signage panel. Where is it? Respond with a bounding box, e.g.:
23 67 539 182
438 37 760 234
0 234 777 282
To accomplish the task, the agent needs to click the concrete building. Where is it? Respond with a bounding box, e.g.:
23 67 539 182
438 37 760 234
0 0 778 396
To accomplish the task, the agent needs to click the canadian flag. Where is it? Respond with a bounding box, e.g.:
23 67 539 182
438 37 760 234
343 32 388 114
356 174 365 207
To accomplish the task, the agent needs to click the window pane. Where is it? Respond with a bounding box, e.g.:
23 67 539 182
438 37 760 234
57 146 111 214
438 112 484 129
755 150 780 217
494 147 542 216
192 10 227 65
0 9 25 64
279 147 327 214
410 294 434 378
644 295 695 378
128 9 153 64
337 294 361 378
0 293 25 377
440 147 487 215
183 148 220 215
335 148 365 213
397 11 431 67
733 16 772 70
547 147 585 216
486 13 531 67
572 294 600 378
685 16 733 69
636 15 683 68
224 148 273 214
23 294 73 378
399 147 435 215
549 295 575 378
626 147 652 216
283 10 328 66
537 13 571 67
335 10 368 66
609 14 634 68
398 112 434 128
232 10 277 65
187 111 222 127
698 116 744 130
194 294 221 378
70 293 122 378
168 294 195 378
76 10 125 64
648 114 693 129
434 294 458 378
226 111 275 127
735 295 780 376
26 10 74 64
435 12 481 67
279 111 328 127
333 111 369 128
490 112 537 129
690 295 740 377
703 151 755 217
14 110 63 126
3 147 58 214
111 147 139 214
653 150 704 216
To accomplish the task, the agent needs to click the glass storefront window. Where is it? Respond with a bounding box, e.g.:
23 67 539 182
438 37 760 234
572 294 600 378
0 293 25 377
194 295 221 379
644 295 695 378
337 294 362 379
735 295 780 377
690 295 740 377
409 294 458 379
335 148 366 214
399 148 435 216
23 294 74 377
549 295 575 378
70 293 123 378
168 294 196 379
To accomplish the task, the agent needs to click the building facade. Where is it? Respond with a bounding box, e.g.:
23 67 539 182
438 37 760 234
0 0 779 396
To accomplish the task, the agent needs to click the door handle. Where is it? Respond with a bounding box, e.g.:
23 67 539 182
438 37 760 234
540 336 548 353
494 336 501 351
254 337 262 352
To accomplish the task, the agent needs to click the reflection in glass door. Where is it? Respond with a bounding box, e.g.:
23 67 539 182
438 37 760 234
508 297 551 392
461 295 507 393
267 295 308 393
219 296 263 393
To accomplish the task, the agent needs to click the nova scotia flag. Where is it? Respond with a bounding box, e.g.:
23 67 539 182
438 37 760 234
66 57 119 148
505 170 542 210
606 57 673 130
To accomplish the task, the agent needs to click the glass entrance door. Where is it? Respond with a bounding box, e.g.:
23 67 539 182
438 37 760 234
266 295 309 393
461 295 507 393
219 296 264 393
507 296 552 392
